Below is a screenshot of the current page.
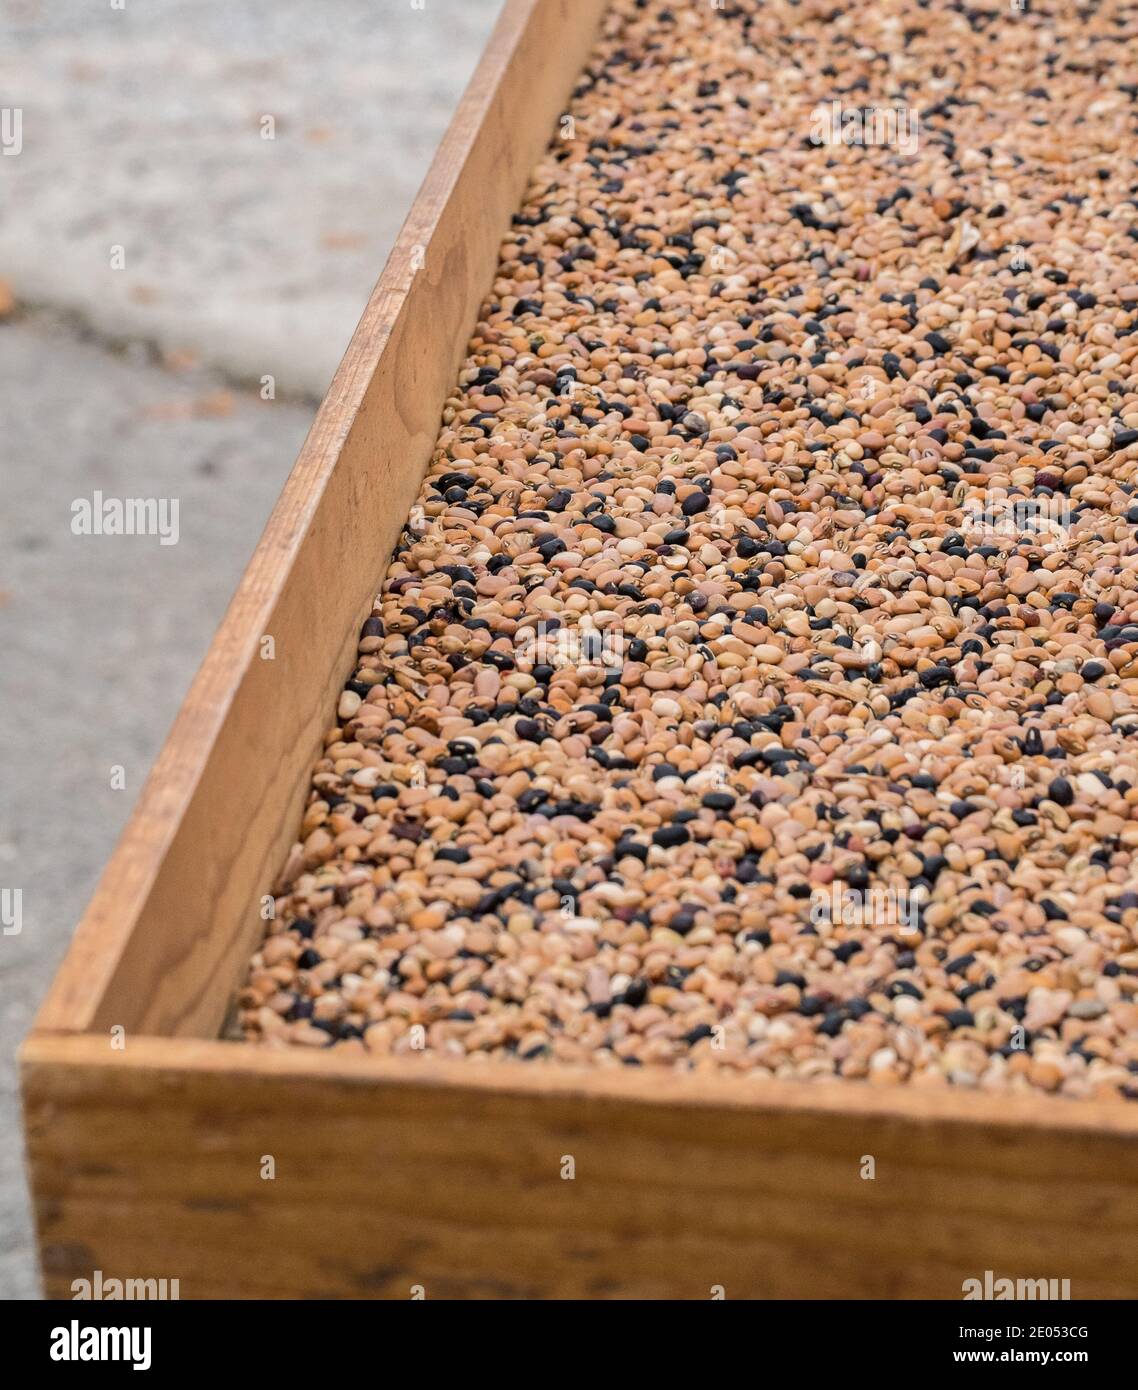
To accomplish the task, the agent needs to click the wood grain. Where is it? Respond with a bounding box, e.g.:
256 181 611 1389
24 1036 1138 1300
32 0 608 1041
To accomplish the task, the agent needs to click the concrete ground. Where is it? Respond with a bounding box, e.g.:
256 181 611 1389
0 0 503 1299
0 0 504 398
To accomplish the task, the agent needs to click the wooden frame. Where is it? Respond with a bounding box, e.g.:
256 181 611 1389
21 0 1138 1300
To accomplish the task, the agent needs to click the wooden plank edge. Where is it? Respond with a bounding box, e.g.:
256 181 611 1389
22 1031 1138 1299
22 1031 1138 1136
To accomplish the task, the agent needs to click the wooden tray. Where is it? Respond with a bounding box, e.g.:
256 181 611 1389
22 0 1138 1300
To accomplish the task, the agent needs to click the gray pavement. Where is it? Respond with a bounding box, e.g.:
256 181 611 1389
0 0 503 398
0 0 504 1299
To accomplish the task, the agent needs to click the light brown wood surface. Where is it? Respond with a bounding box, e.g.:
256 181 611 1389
31 0 609 1042
25 1035 1138 1299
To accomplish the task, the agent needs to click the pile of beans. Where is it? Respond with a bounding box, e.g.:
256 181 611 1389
241 0 1138 1099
